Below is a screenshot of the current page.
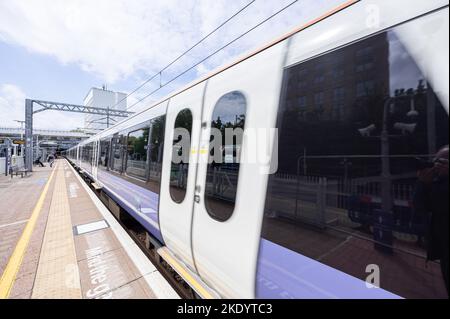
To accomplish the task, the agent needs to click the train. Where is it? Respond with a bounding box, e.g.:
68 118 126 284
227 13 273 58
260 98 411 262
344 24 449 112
64 0 449 299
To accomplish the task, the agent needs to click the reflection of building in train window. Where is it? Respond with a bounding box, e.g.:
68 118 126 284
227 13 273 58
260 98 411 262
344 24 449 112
262 27 449 298
298 96 307 109
356 80 375 97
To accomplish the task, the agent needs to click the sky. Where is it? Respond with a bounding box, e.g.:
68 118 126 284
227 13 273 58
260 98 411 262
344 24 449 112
0 0 345 130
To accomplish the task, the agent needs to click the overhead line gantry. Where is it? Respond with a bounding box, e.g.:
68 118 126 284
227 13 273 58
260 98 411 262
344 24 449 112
24 99 134 171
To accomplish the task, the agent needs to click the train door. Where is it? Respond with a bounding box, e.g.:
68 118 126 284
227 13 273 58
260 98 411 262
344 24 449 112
190 44 286 298
159 83 206 270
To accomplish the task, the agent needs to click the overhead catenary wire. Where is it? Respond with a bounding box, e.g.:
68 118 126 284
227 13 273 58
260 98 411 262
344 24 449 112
108 0 258 111
127 0 299 111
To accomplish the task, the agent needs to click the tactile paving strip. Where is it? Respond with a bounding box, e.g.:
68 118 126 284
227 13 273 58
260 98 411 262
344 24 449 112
31 163 82 299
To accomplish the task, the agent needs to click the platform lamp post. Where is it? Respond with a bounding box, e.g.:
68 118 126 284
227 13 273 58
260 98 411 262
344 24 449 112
357 94 419 254
358 95 419 213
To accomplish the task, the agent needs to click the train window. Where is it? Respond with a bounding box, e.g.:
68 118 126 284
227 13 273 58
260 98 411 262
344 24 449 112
111 134 125 173
81 142 94 172
80 146 85 162
99 138 110 169
90 142 95 166
82 145 86 163
205 91 247 222
82 144 89 164
261 27 449 298
88 143 93 166
148 115 166 195
170 109 193 204
126 128 150 180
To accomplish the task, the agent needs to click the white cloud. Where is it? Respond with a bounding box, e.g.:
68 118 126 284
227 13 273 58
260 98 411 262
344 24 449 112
0 83 84 130
0 84 25 127
0 0 345 84
0 0 347 126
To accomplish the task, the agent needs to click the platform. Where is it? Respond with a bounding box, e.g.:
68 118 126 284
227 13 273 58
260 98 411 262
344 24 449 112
0 160 179 299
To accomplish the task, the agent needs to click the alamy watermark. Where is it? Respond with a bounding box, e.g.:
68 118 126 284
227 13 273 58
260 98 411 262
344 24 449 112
171 125 279 175
365 264 380 289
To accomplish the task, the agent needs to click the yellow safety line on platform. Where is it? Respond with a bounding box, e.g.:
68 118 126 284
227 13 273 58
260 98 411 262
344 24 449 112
158 249 214 299
0 164 57 299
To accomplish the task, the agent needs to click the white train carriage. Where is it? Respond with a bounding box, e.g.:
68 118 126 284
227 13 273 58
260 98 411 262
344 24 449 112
65 0 449 299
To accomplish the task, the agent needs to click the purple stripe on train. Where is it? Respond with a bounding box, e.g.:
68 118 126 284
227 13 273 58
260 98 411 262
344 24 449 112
97 170 164 243
256 239 401 299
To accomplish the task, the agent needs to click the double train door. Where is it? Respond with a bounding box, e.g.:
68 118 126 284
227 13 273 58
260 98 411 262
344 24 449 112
160 44 284 298
190 45 284 298
189 81 260 298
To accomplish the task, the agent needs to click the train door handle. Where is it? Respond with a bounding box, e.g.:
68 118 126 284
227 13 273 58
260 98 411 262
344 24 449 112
194 195 201 204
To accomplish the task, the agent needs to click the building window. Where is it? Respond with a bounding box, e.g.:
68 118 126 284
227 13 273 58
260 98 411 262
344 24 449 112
314 92 324 107
356 80 375 97
205 91 247 222
332 67 345 79
298 69 308 77
170 109 193 204
126 127 150 180
297 80 307 89
356 46 373 57
356 62 374 72
314 75 325 84
333 87 345 101
298 96 307 109
332 103 345 120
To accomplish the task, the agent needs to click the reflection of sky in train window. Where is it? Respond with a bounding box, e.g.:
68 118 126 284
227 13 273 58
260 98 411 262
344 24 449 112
211 92 246 125
388 31 423 96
